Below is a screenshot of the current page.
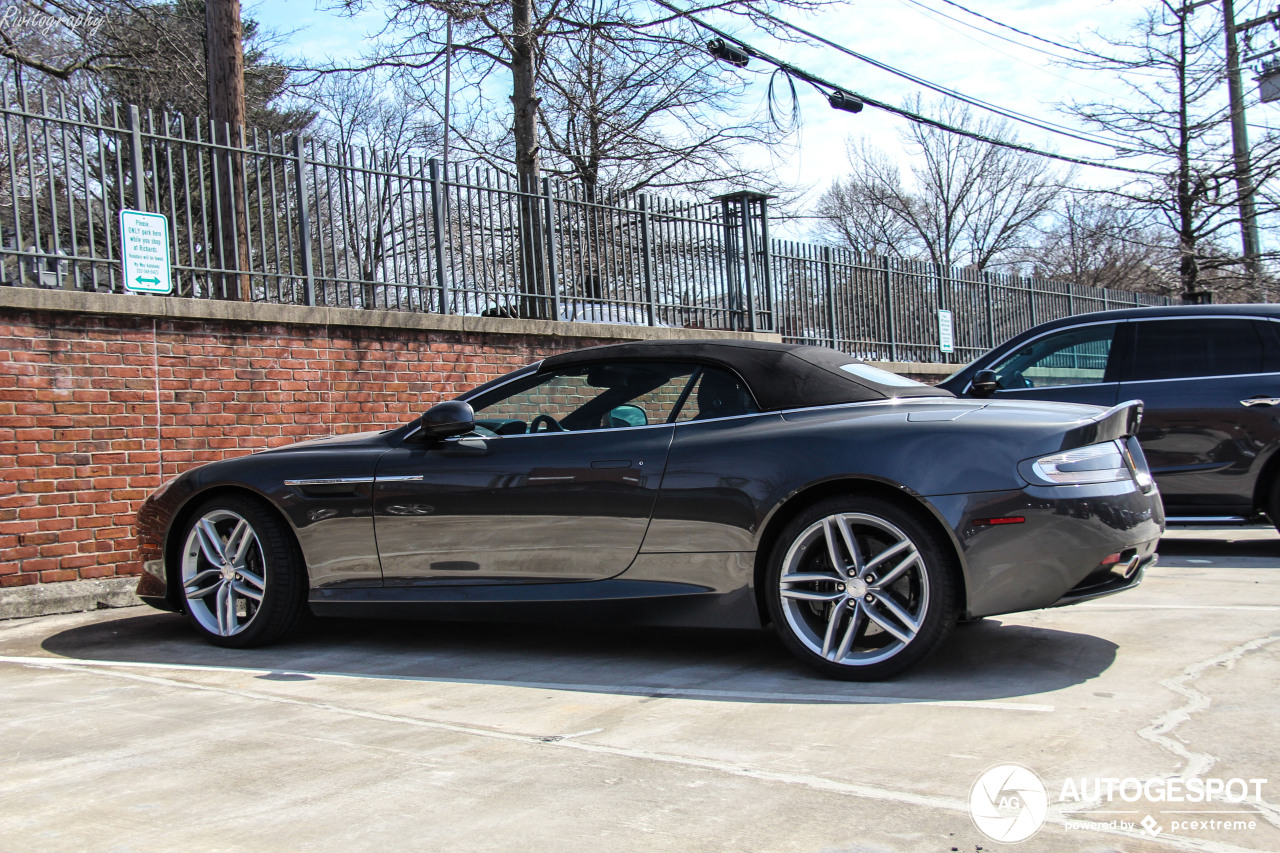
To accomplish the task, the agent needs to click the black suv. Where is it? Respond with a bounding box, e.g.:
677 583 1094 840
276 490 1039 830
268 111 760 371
939 305 1280 527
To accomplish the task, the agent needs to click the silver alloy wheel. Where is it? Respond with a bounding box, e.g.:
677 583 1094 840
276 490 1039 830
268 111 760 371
180 508 267 637
778 512 930 666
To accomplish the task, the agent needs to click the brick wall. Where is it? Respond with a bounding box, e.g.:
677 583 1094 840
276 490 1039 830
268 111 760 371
1 289 786 593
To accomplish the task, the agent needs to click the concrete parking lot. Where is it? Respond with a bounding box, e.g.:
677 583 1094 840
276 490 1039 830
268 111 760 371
2 527 1278 853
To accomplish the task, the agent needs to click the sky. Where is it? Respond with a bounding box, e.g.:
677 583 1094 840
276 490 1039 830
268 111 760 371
247 0 1280 237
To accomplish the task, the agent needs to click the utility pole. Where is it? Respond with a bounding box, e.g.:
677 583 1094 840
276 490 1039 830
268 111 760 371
1223 0 1262 285
443 17 453 172
206 0 249 300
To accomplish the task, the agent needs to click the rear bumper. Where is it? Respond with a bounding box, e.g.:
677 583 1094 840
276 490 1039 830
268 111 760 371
929 479 1164 619
1051 551 1156 607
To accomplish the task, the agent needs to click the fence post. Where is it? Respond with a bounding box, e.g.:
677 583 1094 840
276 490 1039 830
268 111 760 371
638 195 657 328
542 177 561 320
127 104 146 212
823 246 837 348
883 256 898 362
759 196 774 332
934 262 949 364
1026 275 1037 325
983 270 995 349
428 158 452 314
720 198 740 331
739 196 756 332
292 136 316 306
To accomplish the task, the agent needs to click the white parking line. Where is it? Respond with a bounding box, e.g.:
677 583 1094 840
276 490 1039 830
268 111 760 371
1081 604 1280 612
0 655 1055 712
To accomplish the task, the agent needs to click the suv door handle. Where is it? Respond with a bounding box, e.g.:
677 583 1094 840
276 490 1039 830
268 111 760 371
1240 397 1280 407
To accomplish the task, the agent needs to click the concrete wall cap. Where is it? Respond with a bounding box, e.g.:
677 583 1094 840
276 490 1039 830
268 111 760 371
0 286 781 344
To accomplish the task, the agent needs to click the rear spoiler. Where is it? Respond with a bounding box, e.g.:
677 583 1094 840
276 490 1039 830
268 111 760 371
1058 400 1144 451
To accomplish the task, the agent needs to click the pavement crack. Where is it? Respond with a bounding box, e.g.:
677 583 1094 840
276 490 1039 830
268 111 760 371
1139 632 1280 778
1137 631 1280 831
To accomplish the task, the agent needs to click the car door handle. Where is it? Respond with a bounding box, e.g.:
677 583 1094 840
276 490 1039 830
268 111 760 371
590 459 633 469
1240 397 1280 407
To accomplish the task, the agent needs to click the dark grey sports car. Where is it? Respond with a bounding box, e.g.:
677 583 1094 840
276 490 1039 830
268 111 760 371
136 340 1164 679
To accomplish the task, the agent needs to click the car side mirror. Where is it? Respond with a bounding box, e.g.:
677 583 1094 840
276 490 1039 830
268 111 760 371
970 369 999 398
420 400 475 440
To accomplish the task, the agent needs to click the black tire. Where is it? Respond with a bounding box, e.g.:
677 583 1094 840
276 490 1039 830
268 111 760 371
765 494 960 680
175 494 307 648
1268 477 1280 533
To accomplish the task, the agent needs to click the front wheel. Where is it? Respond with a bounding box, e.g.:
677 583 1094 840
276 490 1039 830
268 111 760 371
177 495 307 648
766 495 960 680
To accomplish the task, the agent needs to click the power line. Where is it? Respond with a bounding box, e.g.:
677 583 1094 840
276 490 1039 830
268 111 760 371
908 0 1096 59
746 4 1135 151
648 1 1161 176
892 0 1165 88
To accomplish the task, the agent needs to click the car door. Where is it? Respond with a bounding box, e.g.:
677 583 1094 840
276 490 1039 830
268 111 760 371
981 320 1124 408
1117 316 1280 515
372 363 699 584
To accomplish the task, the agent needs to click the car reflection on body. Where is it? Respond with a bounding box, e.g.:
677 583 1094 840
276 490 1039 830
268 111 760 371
136 340 1163 679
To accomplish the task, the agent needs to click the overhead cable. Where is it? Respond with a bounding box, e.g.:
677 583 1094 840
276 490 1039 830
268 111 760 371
649 0 1161 176
907 0 1096 59
746 4 1135 150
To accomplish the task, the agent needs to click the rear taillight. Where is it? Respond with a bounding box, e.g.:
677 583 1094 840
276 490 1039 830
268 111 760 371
1031 440 1131 485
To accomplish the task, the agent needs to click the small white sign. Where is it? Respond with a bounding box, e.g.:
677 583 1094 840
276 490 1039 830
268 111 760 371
938 309 954 353
120 210 172 294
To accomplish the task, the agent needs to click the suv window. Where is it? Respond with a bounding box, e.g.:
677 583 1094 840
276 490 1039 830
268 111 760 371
989 323 1117 389
1126 318 1264 382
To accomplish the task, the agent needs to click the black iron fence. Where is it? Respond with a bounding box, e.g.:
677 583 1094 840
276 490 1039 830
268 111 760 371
0 88 1171 363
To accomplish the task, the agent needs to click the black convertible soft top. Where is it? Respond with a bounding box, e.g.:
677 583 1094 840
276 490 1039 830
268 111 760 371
540 339 953 412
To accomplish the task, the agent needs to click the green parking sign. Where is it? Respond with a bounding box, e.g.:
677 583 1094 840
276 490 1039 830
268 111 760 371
120 210 172 294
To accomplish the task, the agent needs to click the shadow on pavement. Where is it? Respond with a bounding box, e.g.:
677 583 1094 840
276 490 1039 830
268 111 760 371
37 609 1116 705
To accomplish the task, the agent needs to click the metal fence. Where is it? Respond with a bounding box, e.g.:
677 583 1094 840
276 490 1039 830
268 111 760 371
769 243 1170 362
0 88 1171 363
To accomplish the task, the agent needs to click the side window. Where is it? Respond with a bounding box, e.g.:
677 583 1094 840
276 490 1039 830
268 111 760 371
675 368 759 421
990 324 1118 389
1263 320 1280 373
471 363 698 435
1127 319 1263 382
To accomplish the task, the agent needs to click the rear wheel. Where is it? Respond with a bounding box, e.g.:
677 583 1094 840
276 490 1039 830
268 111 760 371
177 495 307 648
766 495 959 680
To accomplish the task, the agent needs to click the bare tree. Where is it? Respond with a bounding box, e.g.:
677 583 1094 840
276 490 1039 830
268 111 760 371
534 0 787 197
1018 191 1178 295
0 1 309 128
328 0 822 316
305 71 442 309
812 141 916 259
815 99 1064 272
1062 2 1280 299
